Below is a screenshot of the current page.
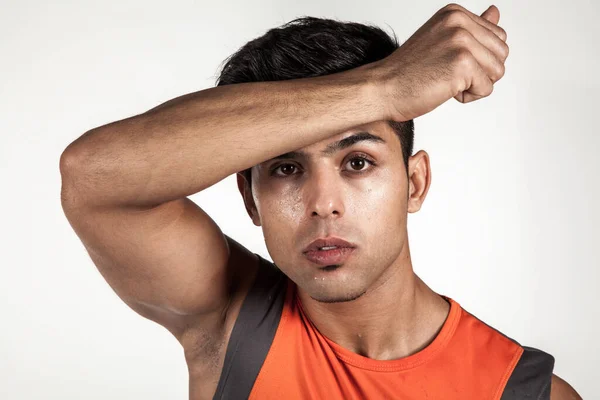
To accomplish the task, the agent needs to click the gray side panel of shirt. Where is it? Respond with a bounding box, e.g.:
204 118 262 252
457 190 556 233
500 346 555 400
460 305 555 400
212 254 287 400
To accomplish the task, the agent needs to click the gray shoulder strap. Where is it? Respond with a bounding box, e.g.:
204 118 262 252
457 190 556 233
212 254 287 400
500 346 555 400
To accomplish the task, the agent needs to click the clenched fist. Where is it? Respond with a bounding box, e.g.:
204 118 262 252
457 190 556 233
372 3 509 122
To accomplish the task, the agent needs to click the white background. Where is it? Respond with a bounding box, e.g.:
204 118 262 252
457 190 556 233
1 0 598 398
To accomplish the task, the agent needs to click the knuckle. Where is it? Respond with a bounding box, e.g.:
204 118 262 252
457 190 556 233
497 26 508 41
487 80 495 95
450 27 471 44
489 62 505 82
443 3 462 12
496 63 506 80
450 28 473 47
500 42 510 60
454 48 474 69
442 9 468 27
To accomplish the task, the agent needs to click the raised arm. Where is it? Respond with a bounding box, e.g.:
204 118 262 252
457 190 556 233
59 3 510 346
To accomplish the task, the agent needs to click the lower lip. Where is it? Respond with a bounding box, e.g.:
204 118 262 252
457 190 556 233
303 247 356 266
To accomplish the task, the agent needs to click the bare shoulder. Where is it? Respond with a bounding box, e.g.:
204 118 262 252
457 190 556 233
551 374 582 400
180 236 260 380
179 236 262 398
181 234 260 353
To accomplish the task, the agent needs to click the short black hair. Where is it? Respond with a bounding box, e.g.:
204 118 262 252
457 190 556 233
215 16 414 190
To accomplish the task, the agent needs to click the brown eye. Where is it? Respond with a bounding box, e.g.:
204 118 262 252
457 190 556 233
271 155 376 178
271 163 298 177
348 158 366 171
345 155 375 173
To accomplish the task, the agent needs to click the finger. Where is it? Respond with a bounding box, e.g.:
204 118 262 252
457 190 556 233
473 6 506 41
481 5 500 25
460 13 509 62
455 73 493 103
447 4 507 41
454 59 494 103
455 28 506 85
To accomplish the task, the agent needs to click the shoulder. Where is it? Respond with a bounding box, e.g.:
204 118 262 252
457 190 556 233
452 303 557 400
499 346 581 399
501 346 554 399
212 253 288 399
550 374 582 400
455 303 582 400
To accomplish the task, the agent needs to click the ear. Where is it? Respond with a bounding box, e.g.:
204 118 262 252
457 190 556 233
406 150 432 213
236 172 261 226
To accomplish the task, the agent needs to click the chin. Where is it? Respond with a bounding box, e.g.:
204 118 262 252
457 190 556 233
308 286 367 304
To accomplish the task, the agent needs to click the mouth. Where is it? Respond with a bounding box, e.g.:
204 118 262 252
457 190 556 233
303 246 356 266
303 236 356 252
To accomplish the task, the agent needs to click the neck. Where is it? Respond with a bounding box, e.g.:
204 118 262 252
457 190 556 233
297 241 450 361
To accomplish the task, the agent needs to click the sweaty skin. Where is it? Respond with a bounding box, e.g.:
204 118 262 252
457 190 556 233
60 2 581 398
243 120 449 361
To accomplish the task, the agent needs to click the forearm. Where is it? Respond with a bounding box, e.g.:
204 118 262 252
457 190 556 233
60 62 386 209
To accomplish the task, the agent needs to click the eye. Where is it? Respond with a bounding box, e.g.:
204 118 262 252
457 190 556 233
345 154 376 173
271 163 300 177
270 153 376 178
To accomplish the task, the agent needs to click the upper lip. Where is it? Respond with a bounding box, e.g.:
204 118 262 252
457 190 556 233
303 237 356 253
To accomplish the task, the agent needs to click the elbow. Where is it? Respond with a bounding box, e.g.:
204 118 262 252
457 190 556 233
59 144 90 206
59 146 82 177
60 127 99 176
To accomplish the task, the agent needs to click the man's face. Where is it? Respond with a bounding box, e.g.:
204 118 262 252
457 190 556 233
238 120 428 303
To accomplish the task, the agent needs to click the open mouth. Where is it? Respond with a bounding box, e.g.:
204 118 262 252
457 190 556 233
303 247 356 266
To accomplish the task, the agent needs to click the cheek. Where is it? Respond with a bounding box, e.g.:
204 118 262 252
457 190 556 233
264 187 303 222
355 176 407 238
259 191 303 240
358 171 405 211
259 196 304 270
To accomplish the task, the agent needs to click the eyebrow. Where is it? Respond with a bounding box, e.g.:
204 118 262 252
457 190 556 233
267 132 386 162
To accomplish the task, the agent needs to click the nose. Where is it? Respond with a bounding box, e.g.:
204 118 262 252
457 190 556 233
305 168 345 219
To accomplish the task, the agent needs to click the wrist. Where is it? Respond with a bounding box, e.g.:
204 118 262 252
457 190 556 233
351 60 397 123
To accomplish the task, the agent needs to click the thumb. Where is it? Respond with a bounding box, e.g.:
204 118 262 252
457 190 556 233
481 5 500 24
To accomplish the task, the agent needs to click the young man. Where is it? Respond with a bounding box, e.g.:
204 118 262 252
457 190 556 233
60 3 581 399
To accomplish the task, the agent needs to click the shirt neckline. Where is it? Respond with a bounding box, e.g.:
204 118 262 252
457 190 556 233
293 282 461 372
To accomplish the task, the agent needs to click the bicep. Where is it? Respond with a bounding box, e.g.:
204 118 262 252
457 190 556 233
62 195 255 339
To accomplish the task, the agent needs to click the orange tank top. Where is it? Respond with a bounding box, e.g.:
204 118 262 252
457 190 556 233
211 254 555 400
